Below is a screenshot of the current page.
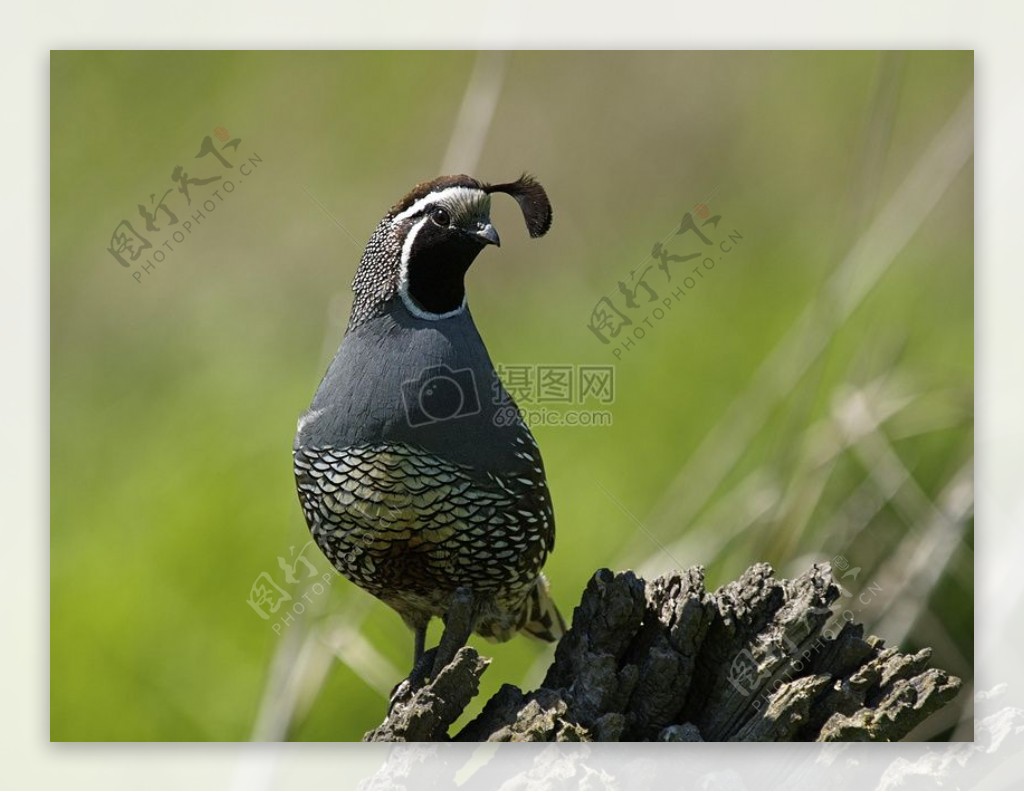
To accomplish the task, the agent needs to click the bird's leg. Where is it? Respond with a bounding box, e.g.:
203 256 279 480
413 624 426 666
399 589 476 694
429 587 475 679
393 622 435 703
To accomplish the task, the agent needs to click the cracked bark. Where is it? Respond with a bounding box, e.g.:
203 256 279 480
364 563 961 743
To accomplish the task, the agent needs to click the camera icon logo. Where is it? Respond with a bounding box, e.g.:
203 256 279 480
401 364 482 427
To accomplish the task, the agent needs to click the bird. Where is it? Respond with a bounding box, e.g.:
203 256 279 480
293 173 565 679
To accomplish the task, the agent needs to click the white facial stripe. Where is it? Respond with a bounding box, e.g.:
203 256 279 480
397 215 467 321
398 215 428 292
391 186 488 223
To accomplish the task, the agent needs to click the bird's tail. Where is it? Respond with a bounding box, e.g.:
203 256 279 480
521 574 567 643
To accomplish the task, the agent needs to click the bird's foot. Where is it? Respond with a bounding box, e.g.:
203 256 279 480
430 587 475 679
387 653 433 713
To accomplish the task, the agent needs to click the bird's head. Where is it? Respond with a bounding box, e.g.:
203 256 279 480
348 174 552 329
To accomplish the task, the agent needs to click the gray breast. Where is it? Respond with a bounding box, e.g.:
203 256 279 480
296 298 532 477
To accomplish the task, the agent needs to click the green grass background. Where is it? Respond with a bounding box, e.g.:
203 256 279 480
51 51 973 741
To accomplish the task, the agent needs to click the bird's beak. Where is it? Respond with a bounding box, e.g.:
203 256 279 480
471 221 501 247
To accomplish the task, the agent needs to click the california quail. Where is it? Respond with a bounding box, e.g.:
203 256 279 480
294 174 565 677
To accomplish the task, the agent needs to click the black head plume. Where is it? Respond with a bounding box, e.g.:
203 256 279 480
485 174 553 238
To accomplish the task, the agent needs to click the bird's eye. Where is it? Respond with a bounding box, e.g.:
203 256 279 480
430 207 451 227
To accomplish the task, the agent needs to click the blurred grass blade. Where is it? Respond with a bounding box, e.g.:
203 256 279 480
639 89 974 551
441 51 508 175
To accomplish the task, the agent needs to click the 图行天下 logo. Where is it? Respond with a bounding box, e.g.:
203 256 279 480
587 201 743 357
106 126 263 284
246 541 333 634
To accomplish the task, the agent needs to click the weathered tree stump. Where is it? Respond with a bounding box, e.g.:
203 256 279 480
365 563 961 742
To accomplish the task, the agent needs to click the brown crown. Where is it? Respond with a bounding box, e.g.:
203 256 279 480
388 173 553 238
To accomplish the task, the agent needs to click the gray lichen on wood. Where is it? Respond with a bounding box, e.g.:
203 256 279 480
365 563 961 742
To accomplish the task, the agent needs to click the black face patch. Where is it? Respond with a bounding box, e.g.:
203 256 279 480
404 217 487 314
